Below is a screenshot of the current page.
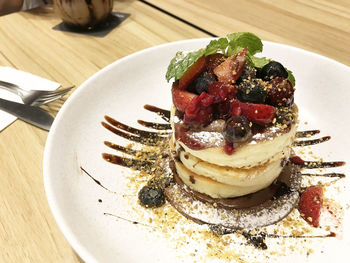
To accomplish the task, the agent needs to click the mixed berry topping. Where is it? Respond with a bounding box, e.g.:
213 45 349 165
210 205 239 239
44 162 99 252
171 48 296 152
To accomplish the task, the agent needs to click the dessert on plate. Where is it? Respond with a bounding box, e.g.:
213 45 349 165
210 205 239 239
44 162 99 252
101 33 345 256
167 32 297 200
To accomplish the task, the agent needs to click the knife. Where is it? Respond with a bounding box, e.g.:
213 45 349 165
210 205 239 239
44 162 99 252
0 98 54 131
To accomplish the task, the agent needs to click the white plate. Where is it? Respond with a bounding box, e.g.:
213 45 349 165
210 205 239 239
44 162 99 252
44 39 350 263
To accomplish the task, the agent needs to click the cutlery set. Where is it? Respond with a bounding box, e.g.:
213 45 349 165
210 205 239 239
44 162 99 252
0 80 73 131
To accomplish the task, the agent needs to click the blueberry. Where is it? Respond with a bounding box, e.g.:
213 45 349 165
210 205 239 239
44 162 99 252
193 72 215 94
224 116 252 144
237 79 267 103
258 61 288 81
138 185 165 208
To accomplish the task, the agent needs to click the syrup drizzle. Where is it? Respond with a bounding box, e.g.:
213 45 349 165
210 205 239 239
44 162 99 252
296 130 320 138
144 104 170 122
102 153 155 172
302 161 345 169
293 136 331 146
99 105 346 250
104 141 159 160
138 120 171 131
104 212 155 228
301 173 346 178
80 166 116 193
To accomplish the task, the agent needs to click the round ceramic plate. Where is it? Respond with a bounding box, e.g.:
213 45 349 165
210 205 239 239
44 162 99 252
44 39 350 263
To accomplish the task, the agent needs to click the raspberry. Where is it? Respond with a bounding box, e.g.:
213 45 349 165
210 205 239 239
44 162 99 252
208 81 236 103
184 92 214 125
267 77 294 106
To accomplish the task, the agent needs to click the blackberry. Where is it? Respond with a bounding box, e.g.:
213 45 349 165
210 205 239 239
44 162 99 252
138 185 165 208
236 65 257 84
237 79 267 103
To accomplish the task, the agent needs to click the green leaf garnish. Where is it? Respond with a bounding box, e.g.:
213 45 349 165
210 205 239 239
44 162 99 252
227 32 263 56
250 56 270 68
166 32 296 86
287 69 296 86
204 38 229 56
165 50 205 82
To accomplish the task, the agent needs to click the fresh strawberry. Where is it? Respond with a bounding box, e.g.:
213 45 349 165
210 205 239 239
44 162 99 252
231 100 276 126
179 56 206 90
172 82 197 112
208 81 236 103
299 186 323 227
213 48 247 84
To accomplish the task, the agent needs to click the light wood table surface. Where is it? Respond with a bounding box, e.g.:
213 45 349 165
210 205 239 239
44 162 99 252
145 0 350 66
0 1 207 262
1 0 349 262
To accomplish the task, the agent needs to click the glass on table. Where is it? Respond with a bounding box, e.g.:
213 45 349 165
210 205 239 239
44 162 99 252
53 0 114 30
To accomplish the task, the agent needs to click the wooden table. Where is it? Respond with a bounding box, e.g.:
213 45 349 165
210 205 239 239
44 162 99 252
0 0 349 262
145 0 350 66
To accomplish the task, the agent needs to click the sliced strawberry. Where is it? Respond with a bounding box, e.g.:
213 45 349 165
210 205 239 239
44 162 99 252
179 56 206 90
213 48 247 84
291 156 305 165
299 186 323 227
231 101 276 126
206 53 227 73
172 82 197 112
208 81 236 103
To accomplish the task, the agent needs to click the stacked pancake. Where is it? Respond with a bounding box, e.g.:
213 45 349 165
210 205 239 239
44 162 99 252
170 108 298 199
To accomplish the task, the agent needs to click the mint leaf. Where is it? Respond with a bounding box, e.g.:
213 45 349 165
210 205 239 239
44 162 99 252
227 32 263 56
250 56 270 68
166 32 264 81
166 50 205 82
287 69 295 86
165 32 295 86
204 38 229 55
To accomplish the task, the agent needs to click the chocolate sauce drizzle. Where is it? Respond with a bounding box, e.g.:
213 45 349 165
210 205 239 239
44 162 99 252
80 166 116 193
302 172 346 178
100 105 346 250
302 161 345 169
293 136 331 146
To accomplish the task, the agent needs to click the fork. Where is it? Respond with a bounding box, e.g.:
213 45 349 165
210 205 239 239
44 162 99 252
0 80 73 106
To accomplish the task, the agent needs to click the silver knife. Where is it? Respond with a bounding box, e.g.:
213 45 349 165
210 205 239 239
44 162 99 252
0 98 54 131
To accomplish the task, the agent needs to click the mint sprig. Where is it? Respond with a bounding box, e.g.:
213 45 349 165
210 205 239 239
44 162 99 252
166 32 295 86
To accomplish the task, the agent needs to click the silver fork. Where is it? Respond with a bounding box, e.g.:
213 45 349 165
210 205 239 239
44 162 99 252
0 80 73 106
